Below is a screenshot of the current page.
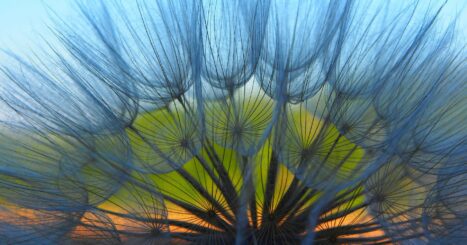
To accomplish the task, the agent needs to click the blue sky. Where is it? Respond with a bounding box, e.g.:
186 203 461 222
0 0 465 57
0 1 75 53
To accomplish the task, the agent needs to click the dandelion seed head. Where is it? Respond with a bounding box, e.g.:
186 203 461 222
0 0 465 244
